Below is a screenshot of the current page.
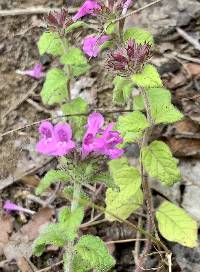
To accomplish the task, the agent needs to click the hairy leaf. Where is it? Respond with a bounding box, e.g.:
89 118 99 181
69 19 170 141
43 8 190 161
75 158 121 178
38 32 64 56
36 170 69 195
32 207 84 256
123 27 154 45
133 88 183 124
75 235 115 272
141 141 181 186
61 97 88 140
132 64 163 88
92 172 117 190
115 111 149 143
113 76 133 104
60 47 90 77
156 201 198 248
41 68 68 105
105 158 143 221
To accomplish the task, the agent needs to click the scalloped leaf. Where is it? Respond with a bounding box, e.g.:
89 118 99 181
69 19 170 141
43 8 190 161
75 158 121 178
38 32 64 56
41 68 68 105
156 201 198 248
141 141 181 186
105 158 143 221
132 64 163 88
113 76 134 104
115 111 149 143
123 27 154 45
36 170 69 195
75 235 115 272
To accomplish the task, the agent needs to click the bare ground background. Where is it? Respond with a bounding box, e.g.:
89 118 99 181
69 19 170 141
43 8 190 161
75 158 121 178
0 0 200 271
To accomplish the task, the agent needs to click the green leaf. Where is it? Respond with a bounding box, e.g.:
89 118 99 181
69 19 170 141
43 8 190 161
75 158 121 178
61 98 88 140
132 64 163 88
75 235 116 272
37 32 64 56
133 95 144 111
104 21 117 35
41 68 68 105
60 47 90 77
32 207 84 256
105 158 143 221
115 111 149 143
113 76 134 104
92 172 117 190
36 170 69 195
141 141 181 186
156 201 198 248
133 88 183 124
123 27 154 45
65 21 87 34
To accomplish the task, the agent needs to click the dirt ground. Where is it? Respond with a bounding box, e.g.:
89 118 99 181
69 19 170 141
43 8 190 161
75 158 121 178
0 0 200 271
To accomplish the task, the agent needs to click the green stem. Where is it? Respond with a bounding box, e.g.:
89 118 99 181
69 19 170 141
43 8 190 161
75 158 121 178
65 182 81 272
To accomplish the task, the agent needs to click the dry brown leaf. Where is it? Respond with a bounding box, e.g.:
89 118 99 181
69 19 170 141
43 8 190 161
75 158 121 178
3 207 54 261
183 63 200 77
0 215 14 255
17 257 34 272
20 175 40 187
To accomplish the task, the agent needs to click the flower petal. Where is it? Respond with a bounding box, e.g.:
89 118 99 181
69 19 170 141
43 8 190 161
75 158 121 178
72 0 101 21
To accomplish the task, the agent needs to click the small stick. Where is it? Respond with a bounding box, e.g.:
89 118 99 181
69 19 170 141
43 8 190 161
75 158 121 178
106 238 147 244
36 260 63 272
134 216 143 264
0 7 76 17
176 27 200 51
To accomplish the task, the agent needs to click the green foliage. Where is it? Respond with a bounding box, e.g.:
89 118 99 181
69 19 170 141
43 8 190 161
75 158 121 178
92 172 117 190
75 235 116 272
104 21 117 35
63 186 90 206
61 97 88 140
32 207 84 256
115 111 149 143
60 47 90 77
36 170 69 195
41 68 68 105
132 64 163 88
65 21 87 34
38 32 64 56
105 158 143 221
133 88 183 124
123 27 154 45
113 76 134 104
156 201 198 248
141 141 181 186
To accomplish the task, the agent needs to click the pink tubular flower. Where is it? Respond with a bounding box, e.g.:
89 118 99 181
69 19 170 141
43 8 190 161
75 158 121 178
16 63 44 79
122 0 133 14
72 0 101 21
36 121 75 156
82 112 104 158
82 113 124 159
3 200 35 215
83 35 110 57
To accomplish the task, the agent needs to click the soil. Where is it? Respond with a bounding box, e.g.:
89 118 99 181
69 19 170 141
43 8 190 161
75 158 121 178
0 0 200 271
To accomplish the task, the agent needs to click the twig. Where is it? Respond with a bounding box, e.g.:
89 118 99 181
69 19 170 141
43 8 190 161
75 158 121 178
36 260 63 272
0 109 134 138
0 7 76 17
175 53 200 64
176 27 200 51
106 238 147 244
134 216 143 264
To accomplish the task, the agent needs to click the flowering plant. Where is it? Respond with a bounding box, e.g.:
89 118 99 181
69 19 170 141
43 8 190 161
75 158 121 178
29 0 198 271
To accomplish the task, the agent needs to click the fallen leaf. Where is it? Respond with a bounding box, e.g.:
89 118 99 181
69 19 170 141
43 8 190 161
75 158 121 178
0 215 14 255
3 208 54 260
183 63 200 77
17 257 34 272
20 175 40 187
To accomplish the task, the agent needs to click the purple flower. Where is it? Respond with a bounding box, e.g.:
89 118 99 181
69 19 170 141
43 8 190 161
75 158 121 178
82 113 124 159
94 123 124 159
36 121 75 156
72 0 101 21
82 112 104 158
122 0 133 14
16 63 44 79
83 35 110 57
3 200 35 215
52 124 75 156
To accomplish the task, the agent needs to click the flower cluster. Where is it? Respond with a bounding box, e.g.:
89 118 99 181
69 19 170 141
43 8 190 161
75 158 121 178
107 40 151 75
36 113 124 160
72 0 102 21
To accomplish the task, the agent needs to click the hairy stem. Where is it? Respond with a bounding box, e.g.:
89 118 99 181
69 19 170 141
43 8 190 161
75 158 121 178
65 182 81 272
136 87 160 271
